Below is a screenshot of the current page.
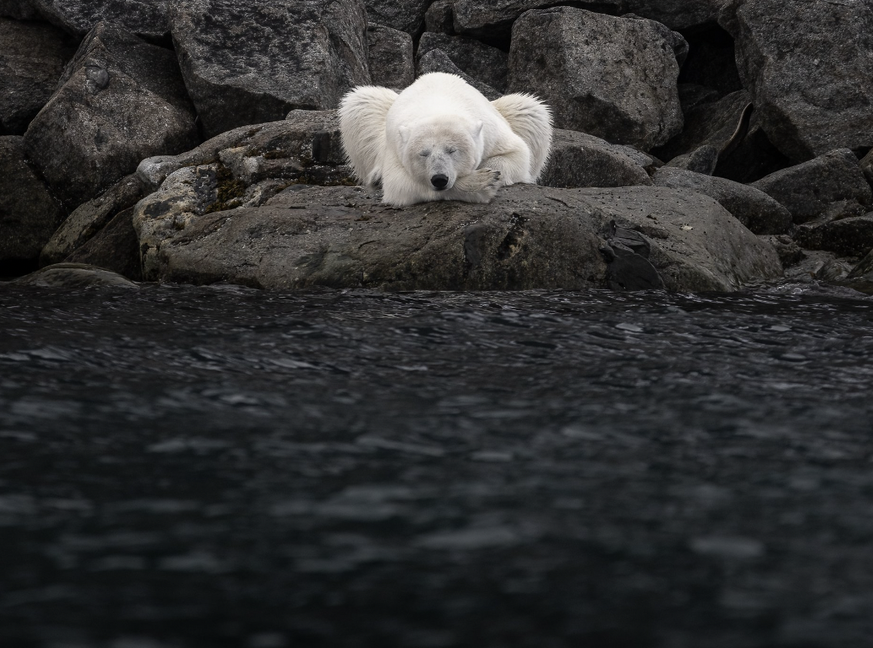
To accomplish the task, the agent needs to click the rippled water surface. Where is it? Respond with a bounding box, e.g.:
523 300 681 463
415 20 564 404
1 284 872 648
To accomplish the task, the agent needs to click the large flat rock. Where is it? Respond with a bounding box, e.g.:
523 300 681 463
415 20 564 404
133 182 781 292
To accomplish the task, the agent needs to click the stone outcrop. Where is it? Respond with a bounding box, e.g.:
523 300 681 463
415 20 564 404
5 0 873 291
133 181 780 292
508 7 684 151
0 18 76 135
168 0 370 139
23 21 198 210
730 0 873 162
136 111 350 197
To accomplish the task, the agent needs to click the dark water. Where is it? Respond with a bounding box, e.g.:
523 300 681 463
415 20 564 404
1 283 872 648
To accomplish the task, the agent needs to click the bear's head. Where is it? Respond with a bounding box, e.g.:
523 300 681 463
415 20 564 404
397 116 484 192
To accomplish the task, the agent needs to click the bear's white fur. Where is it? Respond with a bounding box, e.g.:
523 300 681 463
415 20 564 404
339 73 552 206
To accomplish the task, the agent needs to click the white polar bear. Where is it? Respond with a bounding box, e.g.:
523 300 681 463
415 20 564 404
339 72 552 206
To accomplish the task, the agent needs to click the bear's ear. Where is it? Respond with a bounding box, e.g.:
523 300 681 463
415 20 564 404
473 121 485 145
398 125 410 145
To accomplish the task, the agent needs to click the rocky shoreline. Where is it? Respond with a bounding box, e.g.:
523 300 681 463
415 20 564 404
3 0 873 293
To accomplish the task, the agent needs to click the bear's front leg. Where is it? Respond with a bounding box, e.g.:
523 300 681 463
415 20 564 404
447 168 502 203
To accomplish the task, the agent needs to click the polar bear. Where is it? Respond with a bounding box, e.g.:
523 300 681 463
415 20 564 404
339 72 552 206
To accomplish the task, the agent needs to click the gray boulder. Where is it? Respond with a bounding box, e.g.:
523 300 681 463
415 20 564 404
365 0 432 36
367 24 414 91
540 129 654 189
417 32 508 93
0 136 67 264
169 0 369 138
133 182 781 293
23 21 198 210
731 0 873 162
0 18 76 135
751 149 872 225
508 7 683 151
416 49 500 100
29 0 170 39
794 215 873 259
653 167 791 235
40 173 146 266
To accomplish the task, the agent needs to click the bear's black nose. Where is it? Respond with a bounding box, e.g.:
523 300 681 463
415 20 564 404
431 174 448 189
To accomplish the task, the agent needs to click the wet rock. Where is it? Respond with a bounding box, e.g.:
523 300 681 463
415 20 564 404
40 174 146 266
731 0 873 162
540 129 654 189
750 149 872 225
29 0 170 39
364 0 432 36
416 49 500 100
417 32 508 93
794 214 873 259
136 111 351 198
169 0 369 139
23 21 198 210
64 207 141 280
763 234 805 269
0 18 77 135
424 0 454 35
508 7 683 151
133 183 781 293
12 262 138 288
367 24 413 91
0 136 66 265
601 223 664 291
653 167 791 235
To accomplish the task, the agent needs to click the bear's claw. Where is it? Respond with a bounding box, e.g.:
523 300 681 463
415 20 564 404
455 168 501 202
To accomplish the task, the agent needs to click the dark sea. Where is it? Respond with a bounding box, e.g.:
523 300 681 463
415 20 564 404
1 282 872 648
